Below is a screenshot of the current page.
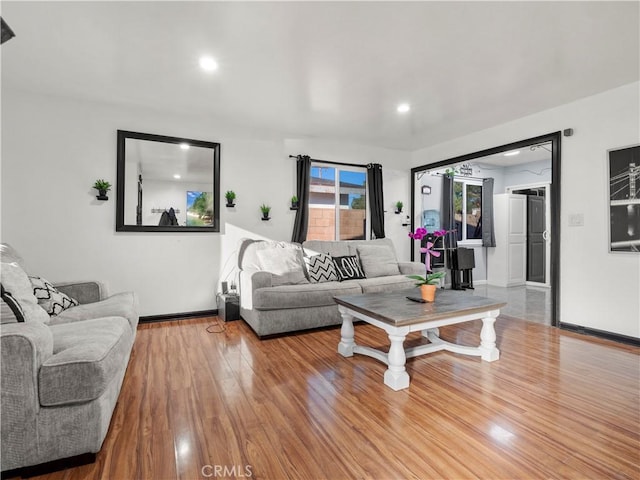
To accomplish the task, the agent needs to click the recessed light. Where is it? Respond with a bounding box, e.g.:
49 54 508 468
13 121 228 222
199 56 218 72
504 150 520 156
397 103 410 113
180 143 190 150
173 174 181 179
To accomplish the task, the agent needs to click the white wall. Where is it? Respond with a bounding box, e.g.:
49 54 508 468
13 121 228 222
1 90 411 316
411 82 640 338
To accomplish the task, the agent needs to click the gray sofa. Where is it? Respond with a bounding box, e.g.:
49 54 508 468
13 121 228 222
0 244 138 474
238 238 424 337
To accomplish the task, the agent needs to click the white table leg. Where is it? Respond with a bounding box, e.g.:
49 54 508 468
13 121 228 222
338 307 355 357
384 333 410 390
479 315 500 361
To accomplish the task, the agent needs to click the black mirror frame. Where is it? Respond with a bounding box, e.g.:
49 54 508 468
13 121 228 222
116 130 221 232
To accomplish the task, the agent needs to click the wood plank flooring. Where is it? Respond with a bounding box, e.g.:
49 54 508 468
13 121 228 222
25 315 640 479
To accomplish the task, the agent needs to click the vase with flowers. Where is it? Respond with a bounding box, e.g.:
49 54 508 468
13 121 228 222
407 227 448 301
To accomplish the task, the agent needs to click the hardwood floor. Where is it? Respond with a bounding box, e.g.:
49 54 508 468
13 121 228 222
27 315 639 480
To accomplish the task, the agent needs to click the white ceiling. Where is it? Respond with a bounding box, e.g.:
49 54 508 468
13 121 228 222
2 1 638 151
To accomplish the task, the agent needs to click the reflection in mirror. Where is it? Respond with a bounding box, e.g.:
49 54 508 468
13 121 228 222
116 131 220 232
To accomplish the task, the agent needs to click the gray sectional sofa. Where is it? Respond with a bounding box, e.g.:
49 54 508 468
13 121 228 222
0 243 138 475
238 238 424 337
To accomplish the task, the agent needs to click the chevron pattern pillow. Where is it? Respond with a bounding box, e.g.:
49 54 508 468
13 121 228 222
29 276 79 315
304 253 339 283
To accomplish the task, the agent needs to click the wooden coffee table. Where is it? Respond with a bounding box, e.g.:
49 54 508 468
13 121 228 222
334 289 506 390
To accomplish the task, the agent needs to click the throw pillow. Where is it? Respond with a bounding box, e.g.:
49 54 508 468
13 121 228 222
332 255 366 281
356 244 401 278
0 262 50 323
304 254 339 283
1 283 24 323
29 276 79 315
256 245 308 286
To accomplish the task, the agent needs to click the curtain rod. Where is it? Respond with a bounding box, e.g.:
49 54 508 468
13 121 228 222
289 155 367 169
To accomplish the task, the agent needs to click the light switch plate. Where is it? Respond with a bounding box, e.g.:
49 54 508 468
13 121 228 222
568 213 584 227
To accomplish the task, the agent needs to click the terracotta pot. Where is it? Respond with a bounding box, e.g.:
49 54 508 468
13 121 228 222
420 284 437 302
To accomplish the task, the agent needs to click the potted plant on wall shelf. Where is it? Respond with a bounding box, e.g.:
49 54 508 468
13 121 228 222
225 190 236 207
395 201 403 214
260 204 271 221
93 179 112 200
290 195 299 210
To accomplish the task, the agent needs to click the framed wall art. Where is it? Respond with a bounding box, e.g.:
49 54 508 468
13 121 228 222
608 144 640 253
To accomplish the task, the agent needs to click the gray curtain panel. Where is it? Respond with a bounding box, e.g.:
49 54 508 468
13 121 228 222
441 175 457 249
291 155 311 243
482 177 496 247
367 163 385 239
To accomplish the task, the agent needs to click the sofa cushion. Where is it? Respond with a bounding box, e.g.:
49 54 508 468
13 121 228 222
29 276 79 315
356 275 418 294
49 292 139 333
303 240 354 258
253 281 362 310
0 262 50 324
256 244 308 286
304 254 339 283
39 316 133 406
356 244 401 278
332 255 366 281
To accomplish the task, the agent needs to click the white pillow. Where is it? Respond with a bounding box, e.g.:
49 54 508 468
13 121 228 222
0 262 50 323
256 245 308 286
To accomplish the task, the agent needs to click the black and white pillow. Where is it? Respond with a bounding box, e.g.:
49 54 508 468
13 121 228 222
304 254 339 283
29 276 79 315
332 255 366 281
1 283 25 323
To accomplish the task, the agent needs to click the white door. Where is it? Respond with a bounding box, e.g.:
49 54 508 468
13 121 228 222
487 194 527 287
506 195 527 285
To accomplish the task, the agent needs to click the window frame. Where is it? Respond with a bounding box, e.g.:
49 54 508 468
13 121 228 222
308 161 370 241
453 177 483 245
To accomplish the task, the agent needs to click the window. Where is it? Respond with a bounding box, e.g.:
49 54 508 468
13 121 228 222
307 163 368 241
454 180 482 242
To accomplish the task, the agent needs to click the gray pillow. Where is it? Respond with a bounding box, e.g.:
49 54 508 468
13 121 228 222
357 244 401 278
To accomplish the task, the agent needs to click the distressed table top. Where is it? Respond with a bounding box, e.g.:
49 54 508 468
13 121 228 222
334 289 506 327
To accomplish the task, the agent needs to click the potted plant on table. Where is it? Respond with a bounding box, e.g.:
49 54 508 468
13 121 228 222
225 190 236 207
93 179 112 200
290 195 299 210
395 201 403 214
260 204 271 220
407 227 448 302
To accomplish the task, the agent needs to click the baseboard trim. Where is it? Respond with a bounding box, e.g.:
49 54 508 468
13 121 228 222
560 322 640 347
140 309 218 324
1 452 96 479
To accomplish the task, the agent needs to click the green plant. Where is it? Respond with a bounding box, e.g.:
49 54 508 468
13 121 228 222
395 201 403 210
291 195 298 204
444 167 458 177
407 271 446 286
93 179 111 192
225 190 236 201
260 204 271 215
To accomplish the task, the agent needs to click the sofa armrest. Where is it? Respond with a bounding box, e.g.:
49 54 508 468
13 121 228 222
239 269 273 310
54 281 106 304
398 262 426 276
1 322 54 470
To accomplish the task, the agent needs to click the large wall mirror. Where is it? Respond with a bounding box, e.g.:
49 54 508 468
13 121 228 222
116 130 220 232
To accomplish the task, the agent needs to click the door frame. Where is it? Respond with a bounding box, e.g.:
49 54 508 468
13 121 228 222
410 131 561 327
508 182 551 288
